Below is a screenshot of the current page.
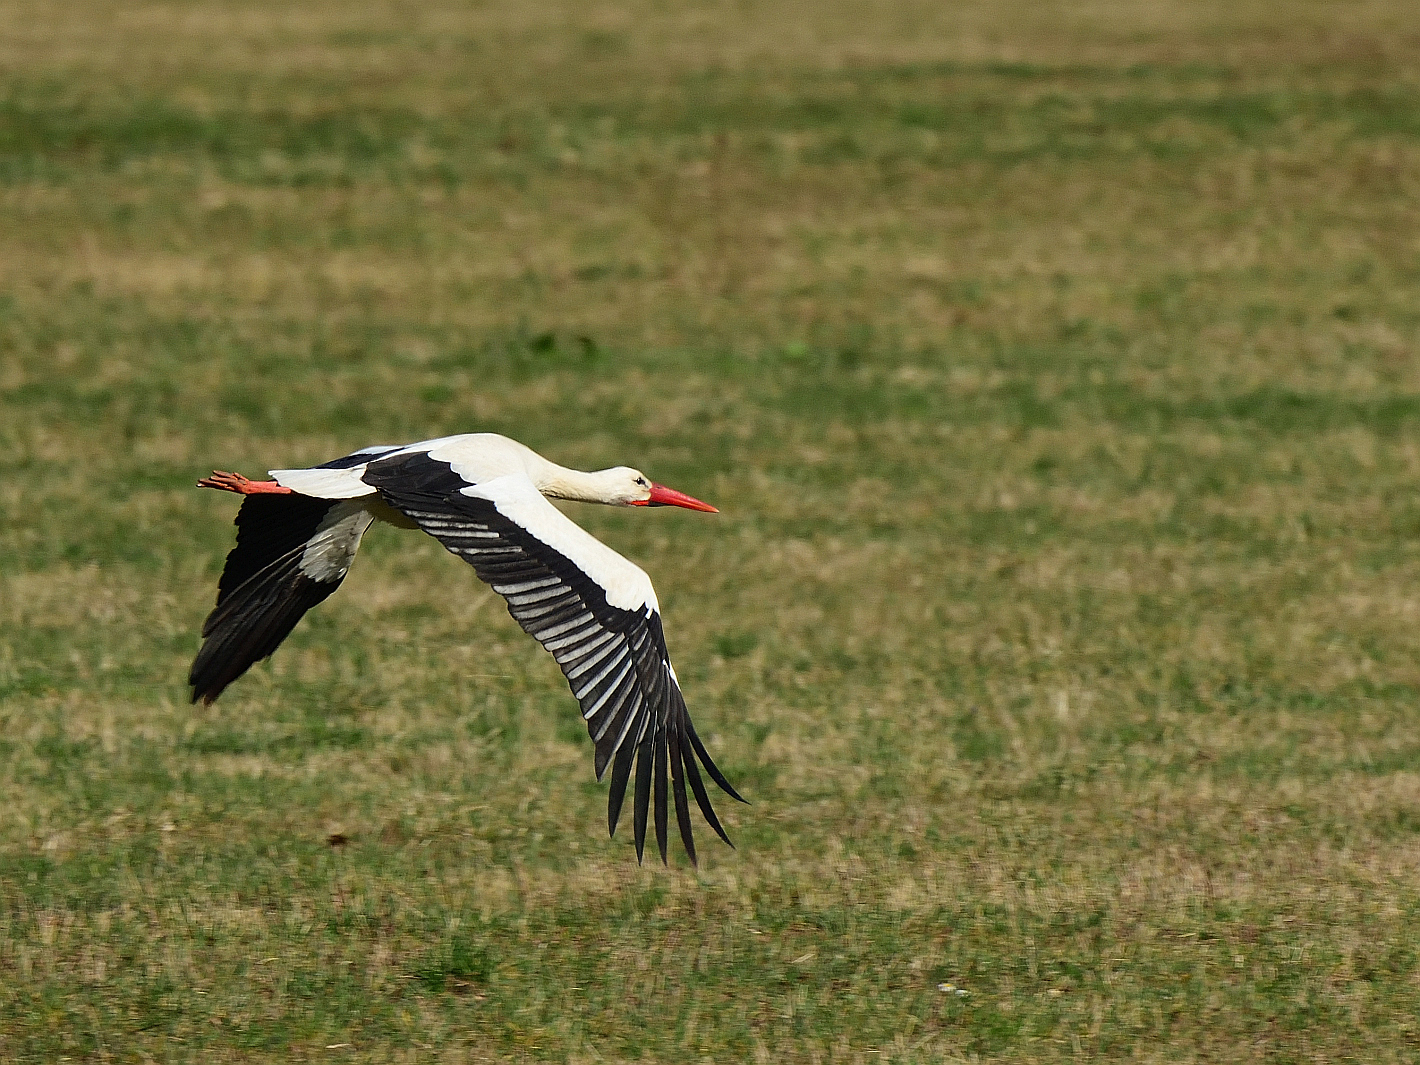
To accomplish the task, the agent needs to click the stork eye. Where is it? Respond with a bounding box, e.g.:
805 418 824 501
635 477 648 487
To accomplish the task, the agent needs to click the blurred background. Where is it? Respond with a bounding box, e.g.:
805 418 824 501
4 0 1420 1059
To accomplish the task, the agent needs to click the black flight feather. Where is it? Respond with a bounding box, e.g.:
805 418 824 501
607 735 637 838
668 725 697 865
653 723 670 863
632 737 655 863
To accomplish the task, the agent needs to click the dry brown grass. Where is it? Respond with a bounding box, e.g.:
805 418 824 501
5 0 1420 1059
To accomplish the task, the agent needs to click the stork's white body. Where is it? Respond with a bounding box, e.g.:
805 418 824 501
191 433 739 865
271 436 659 611
271 435 540 499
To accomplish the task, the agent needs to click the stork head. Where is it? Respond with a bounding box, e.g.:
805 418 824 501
609 467 719 512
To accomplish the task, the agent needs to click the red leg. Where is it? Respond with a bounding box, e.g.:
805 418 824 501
197 470 294 495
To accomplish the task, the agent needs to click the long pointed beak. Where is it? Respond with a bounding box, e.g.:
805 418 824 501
634 483 719 513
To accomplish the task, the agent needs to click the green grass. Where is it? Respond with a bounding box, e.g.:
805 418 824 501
5 0 1420 1059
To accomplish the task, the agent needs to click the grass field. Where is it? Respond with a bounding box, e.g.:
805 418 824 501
5 0 1420 1059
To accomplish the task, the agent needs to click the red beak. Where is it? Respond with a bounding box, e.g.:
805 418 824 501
634 482 719 513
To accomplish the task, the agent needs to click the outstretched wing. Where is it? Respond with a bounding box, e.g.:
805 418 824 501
362 449 743 865
190 494 374 704
190 446 402 702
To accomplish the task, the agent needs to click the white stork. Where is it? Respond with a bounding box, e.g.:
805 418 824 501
190 433 743 864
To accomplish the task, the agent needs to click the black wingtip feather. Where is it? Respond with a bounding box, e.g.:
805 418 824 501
686 716 749 805
680 729 734 848
668 727 697 866
189 560 339 706
653 728 669 865
607 737 636 838
632 738 654 864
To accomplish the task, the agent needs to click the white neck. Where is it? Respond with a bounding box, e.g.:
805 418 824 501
535 463 625 505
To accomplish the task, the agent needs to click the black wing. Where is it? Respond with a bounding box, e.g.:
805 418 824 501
190 494 372 704
362 450 743 865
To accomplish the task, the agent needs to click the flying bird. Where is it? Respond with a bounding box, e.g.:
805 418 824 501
190 433 743 864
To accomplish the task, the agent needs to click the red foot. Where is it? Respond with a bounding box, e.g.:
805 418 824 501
197 470 293 495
